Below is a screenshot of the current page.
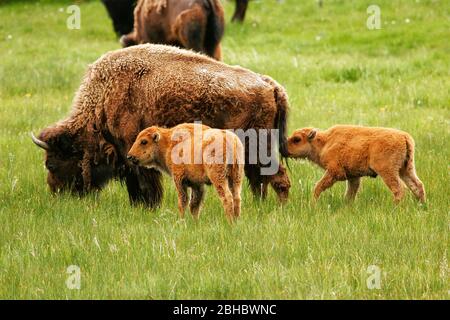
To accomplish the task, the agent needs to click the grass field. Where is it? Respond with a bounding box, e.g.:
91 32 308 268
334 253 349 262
0 0 449 299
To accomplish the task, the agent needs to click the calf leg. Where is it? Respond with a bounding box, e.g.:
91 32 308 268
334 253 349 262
345 177 361 201
314 169 339 200
209 170 235 224
400 167 426 203
229 167 244 218
378 170 405 203
189 184 205 220
174 178 189 219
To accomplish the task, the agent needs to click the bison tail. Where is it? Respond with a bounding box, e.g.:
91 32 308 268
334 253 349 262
262 76 289 158
275 86 289 158
404 135 416 170
204 0 225 59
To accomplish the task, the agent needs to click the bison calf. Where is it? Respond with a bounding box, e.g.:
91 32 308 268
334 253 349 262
287 125 426 203
128 123 245 223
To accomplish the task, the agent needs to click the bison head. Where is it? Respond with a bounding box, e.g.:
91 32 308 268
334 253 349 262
286 128 317 159
31 126 85 194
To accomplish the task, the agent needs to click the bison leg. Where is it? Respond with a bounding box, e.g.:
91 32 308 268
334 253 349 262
125 167 163 208
345 177 361 201
313 170 338 200
189 184 205 219
174 178 189 219
245 164 267 199
400 167 426 203
232 0 249 22
101 0 135 36
209 169 235 224
228 168 243 218
378 171 405 203
174 5 206 54
245 163 291 203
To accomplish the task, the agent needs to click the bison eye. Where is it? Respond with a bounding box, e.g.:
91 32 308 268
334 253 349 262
140 139 148 146
292 137 301 143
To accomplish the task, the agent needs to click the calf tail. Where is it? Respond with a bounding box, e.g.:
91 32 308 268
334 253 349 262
404 135 415 170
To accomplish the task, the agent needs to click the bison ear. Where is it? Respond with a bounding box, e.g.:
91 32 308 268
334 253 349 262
152 132 160 143
307 130 317 141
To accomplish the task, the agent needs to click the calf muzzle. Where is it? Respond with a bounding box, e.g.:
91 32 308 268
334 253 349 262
127 155 139 165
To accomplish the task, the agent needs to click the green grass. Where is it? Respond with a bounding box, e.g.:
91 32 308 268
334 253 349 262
0 0 449 299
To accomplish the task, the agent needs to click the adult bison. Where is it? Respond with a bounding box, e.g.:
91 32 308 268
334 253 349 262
120 0 224 60
101 0 249 36
32 44 291 208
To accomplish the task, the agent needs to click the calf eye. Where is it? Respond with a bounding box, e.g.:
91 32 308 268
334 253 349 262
293 137 301 143
140 139 148 146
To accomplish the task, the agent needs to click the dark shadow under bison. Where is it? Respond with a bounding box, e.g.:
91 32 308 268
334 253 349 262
32 45 291 208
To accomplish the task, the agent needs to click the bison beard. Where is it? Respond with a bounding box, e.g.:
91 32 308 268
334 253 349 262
32 44 291 208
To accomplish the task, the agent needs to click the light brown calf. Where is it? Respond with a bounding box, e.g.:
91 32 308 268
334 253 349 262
128 123 245 223
286 125 426 203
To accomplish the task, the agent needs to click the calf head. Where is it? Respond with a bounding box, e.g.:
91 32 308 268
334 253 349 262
127 126 162 167
286 128 317 158
31 125 84 194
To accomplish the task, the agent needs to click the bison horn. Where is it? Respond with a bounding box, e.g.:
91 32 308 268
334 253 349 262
31 132 50 150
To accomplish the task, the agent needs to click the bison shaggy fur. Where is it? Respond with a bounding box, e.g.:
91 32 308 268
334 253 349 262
33 44 291 208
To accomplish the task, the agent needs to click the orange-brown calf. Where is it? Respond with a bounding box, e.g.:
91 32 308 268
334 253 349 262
128 123 245 223
287 125 426 203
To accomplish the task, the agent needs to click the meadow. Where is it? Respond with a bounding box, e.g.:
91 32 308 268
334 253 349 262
0 0 448 299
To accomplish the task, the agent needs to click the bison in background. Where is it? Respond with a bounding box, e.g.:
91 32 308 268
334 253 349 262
232 0 248 22
32 44 291 208
119 0 224 60
101 0 136 36
101 0 250 35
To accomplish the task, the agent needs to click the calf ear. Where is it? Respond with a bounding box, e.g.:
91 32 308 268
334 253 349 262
152 132 160 142
307 130 317 141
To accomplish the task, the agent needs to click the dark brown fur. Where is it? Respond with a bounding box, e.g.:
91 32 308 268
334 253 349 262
33 44 291 208
102 0 136 36
232 0 248 22
121 0 224 60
